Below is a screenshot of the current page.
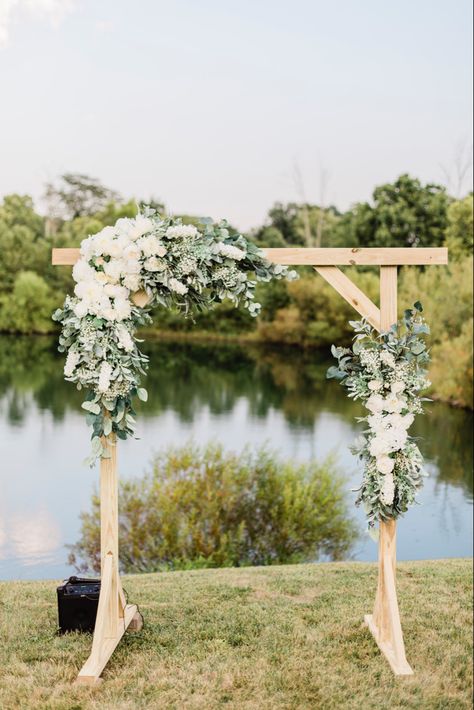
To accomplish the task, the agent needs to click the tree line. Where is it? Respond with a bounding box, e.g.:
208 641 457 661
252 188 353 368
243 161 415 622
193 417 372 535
0 172 472 407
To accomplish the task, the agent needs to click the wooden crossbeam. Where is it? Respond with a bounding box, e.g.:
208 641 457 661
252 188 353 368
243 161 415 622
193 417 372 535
263 247 448 265
52 246 448 267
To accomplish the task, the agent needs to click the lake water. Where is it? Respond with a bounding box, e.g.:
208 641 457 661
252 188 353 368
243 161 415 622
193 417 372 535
0 335 472 581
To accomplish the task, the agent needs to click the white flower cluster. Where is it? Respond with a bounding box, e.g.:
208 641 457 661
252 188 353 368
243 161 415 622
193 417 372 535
55 209 297 464
329 308 431 526
364 382 414 505
356 356 423 507
217 242 246 260
72 216 159 322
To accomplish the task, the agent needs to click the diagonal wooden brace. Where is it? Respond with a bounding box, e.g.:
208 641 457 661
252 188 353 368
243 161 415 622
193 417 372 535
314 266 381 330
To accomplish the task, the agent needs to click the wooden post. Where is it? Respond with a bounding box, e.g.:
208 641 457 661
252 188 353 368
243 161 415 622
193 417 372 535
363 266 413 675
75 432 143 685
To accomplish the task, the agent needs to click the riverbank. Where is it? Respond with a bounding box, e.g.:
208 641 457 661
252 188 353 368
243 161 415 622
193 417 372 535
0 559 472 709
143 328 473 410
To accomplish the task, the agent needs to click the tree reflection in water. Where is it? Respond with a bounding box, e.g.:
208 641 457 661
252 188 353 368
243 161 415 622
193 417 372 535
0 334 472 498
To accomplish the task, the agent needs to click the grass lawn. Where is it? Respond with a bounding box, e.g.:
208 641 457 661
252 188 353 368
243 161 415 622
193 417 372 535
0 559 472 709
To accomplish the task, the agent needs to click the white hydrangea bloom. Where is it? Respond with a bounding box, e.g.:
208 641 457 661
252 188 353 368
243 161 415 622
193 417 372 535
166 224 199 239
217 242 246 261
74 280 105 303
137 235 162 257
113 298 132 321
380 351 396 368
116 324 134 352
376 455 395 475
169 278 188 295
73 260 95 283
144 256 166 272
384 394 407 413
64 350 80 377
104 284 129 300
104 258 125 283
98 361 113 393
366 394 385 413
380 473 395 505
123 274 141 291
128 216 154 240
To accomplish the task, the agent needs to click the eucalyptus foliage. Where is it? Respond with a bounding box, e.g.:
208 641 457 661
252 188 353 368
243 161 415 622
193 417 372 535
328 303 431 528
53 208 297 464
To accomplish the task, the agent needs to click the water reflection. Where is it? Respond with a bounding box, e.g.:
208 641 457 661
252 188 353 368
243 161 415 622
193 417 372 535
3 510 61 566
0 335 472 579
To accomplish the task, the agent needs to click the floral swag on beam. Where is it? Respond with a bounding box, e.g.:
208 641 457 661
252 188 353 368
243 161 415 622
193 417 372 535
53 208 297 465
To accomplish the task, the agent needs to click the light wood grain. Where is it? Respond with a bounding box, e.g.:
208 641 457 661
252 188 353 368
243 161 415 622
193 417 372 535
263 247 447 265
52 246 448 267
380 266 398 330
365 520 413 675
314 266 381 330
75 432 141 685
363 269 413 676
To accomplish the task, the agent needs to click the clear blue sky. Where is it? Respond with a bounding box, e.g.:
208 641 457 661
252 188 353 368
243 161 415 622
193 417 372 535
0 0 472 230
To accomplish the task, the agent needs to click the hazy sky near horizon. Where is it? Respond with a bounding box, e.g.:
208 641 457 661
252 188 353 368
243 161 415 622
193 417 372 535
0 0 472 230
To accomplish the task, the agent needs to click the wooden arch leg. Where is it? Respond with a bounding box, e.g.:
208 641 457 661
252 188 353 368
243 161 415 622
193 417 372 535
362 267 413 675
364 520 413 675
75 434 143 686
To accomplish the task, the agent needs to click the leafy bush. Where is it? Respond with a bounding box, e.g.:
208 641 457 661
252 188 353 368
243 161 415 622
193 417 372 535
257 269 379 347
0 271 56 334
69 443 357 573
399 257 473 407
430 319 473 408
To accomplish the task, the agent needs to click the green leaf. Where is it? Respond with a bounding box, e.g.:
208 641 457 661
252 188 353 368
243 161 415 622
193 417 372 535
103 418 112 436
414 301 423 312
137 388 148 402
410 341 426 355
102 399 117 411
368 527 380 543
327 366 344 380
82 401 101 415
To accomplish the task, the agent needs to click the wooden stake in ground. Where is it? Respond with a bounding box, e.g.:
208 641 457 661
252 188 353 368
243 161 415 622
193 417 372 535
52 245 447 680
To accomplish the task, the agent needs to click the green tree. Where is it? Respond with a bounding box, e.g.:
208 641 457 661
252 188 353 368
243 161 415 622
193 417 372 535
254 202 341 247
0 195 48 292
0 271 56 334
346 174 450 247
44 173 121 220
444 194 473 259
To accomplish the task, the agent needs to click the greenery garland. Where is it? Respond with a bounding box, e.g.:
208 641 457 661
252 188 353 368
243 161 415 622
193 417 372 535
53 208 297 464
328 303 431 528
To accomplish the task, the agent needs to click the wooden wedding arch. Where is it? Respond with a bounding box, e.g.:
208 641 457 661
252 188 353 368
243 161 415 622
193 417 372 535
52 245 448 683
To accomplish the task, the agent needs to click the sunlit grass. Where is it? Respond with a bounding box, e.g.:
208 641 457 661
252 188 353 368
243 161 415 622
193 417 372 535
0 559 472 709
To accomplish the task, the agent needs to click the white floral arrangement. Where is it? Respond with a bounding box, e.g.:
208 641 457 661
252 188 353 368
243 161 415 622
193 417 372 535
327 303 431 528
53 208 297 465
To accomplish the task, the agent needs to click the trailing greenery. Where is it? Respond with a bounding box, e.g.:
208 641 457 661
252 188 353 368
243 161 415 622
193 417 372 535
53 209 296 464
68 443 357 573
328 304 431 527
